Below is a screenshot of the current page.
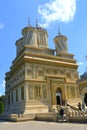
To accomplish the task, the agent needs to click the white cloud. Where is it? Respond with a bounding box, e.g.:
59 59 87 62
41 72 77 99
0 22 4 29
77 62 84 66
38 0 77 27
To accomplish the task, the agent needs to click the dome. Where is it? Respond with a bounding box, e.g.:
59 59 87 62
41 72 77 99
53 33 68 55
80 69 87 80
22 26 34 36
83 71 87 77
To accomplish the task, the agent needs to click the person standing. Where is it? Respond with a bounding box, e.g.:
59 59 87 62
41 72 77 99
59 107 65 122
78 102 81 111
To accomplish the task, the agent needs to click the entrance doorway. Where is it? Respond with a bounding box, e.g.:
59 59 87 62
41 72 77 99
56 88 62 105
84 93 87 106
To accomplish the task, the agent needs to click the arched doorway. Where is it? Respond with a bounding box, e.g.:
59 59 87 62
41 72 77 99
56 88 62 105
84 93 87 106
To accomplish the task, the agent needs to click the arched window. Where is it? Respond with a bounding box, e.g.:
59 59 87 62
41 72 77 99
56 88 62 105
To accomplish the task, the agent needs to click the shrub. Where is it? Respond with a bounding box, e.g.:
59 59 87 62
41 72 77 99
0 101 4 114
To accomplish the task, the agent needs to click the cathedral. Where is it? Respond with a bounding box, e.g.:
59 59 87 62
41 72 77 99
5 23 86 114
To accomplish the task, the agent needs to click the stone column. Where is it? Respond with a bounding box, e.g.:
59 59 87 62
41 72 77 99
13 90 16 103
18 87 21 102
69 86 71 99
52 81 55 105
10 92 11 104
24 82 28 102
65 84 67 100
75 85 77 98
47 78 52 112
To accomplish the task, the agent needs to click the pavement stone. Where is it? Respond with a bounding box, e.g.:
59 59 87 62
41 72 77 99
0 120 87 130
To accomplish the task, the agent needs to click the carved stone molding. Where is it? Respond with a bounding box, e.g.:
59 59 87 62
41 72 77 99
53 69 58 74
46 68 51 74
66 72 71 79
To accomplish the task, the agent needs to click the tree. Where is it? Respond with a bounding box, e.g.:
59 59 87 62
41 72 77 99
0 101 4 114
0 95 5 106
0 95 5 114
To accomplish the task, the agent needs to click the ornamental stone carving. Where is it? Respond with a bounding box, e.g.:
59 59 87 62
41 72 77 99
53 69 58 74
46 68 51 74
66 72 71 79
74 73 78 79
27 69 32 75
38 70 43 76
60 70 64 75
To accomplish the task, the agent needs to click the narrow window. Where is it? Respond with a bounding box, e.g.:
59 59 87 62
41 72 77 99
35 85 41 99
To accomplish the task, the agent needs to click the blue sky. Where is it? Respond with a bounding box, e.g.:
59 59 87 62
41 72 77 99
0 0 87 96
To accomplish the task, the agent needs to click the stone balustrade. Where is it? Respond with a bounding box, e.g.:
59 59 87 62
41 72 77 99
36 112 57 122
0 113 36 122
1 111 87 123
68 111 87 122
0 114 18 121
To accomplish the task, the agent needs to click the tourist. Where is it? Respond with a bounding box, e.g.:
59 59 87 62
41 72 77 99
78 102 81 111
59 107 65 122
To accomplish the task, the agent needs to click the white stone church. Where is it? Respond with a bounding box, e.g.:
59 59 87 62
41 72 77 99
4 23 87 115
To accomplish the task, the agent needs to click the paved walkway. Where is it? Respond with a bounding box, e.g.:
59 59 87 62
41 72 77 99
0 120 87 130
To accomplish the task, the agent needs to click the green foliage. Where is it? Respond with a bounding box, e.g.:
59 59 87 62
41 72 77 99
0 101 4 114
0 95 5 105
0 95 5 114
0 95 5 102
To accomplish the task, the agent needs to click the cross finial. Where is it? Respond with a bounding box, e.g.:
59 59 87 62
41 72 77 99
28 17 31 27
58 27 61 35
36 19 38 27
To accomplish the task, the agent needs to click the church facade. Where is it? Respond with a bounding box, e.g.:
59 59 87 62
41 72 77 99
5 25 81 114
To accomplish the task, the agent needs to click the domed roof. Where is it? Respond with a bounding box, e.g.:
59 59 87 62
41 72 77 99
22 26 34 35
83 71 87 77
53 31 68 55
80 68 87 80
